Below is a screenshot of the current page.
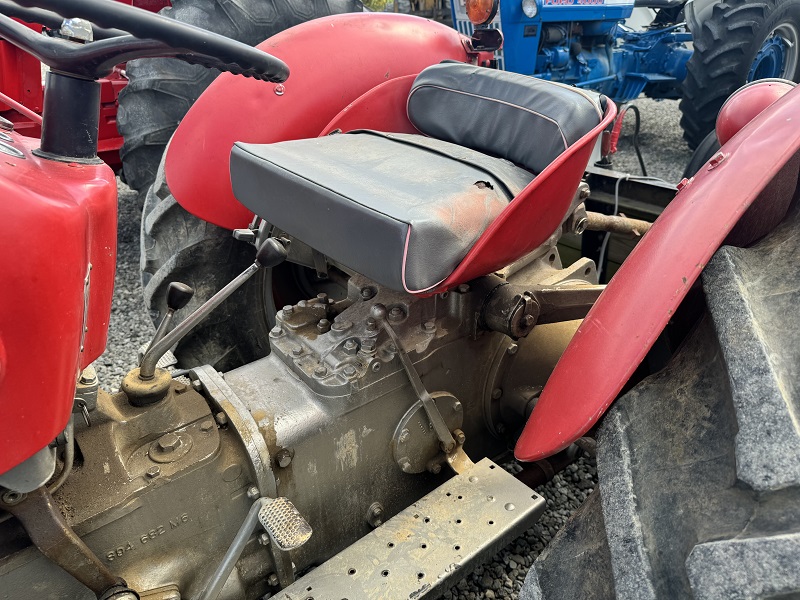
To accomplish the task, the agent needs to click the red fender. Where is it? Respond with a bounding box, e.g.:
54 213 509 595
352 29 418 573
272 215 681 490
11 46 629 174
165 13 471 230
515 83 800 461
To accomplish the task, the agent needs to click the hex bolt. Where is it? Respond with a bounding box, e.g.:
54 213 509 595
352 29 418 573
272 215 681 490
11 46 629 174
331 320 352 332
157 432 181 453
491 388 503 400
454 401 462 412
366 318 378 331
360 287 375 300
366 502 385 528
453 429 466 446
275 449 292 468
361 338 376 352
388 306 405 322
522 314 536 327
246 486 260 500
146 466 161 478
343 339 359 354
506 343 519 356
343 365 357 377
269 326 283 338
317 318 331 334
282 305 294 316
314 365 328 377
427 460 442 475
200 419 214 432
192 380 203 391
215 412 228 427
399 457 412 472
457 283 470 293
267 574 279 587
423 320 436 332
258 533 271 546
316 292 328 304
291 346 303 357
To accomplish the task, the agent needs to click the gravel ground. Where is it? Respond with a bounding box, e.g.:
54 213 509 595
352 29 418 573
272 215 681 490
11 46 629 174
95 95 692 598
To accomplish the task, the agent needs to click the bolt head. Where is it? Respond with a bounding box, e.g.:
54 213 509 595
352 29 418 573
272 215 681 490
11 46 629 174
269 326 283 338
282 305 294 316
366 317 378 331
360 287 376 300
200 419 214 432
215 412 228 427
267 574 279 587
343 365 357 377
343 339 359 354
371 361 382 373
157 432 181 452
246 486 260 499
258 532 271 546
399 458 412 472
361 338 376 352
428 462 442 475
314 365 328 377
146 466 161 478
454 429 466 445
276 449 292 468
506 343 518 356
291 346 303 357
423 320 436 332
398 428 410 443
522 314 536 327
491 388 503 400
316 319 331 333
457 283 470 293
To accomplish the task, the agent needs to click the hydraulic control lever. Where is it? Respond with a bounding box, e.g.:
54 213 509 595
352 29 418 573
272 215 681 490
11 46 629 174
126 239 287 405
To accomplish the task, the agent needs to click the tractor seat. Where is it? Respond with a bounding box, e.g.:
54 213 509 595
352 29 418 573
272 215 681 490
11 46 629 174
230 63 605 293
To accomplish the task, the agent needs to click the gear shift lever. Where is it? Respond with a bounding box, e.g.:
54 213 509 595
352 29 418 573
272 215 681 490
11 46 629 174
145 281 194 355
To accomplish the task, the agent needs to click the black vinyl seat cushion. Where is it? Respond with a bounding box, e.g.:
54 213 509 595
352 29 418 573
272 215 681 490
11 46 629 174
229 63 605 293
231 131 534 292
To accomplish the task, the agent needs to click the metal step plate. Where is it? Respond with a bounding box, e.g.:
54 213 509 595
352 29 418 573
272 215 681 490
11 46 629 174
277 458 545 599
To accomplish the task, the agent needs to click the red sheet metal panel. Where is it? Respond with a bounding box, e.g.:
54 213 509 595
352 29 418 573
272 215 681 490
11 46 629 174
515 84 800 461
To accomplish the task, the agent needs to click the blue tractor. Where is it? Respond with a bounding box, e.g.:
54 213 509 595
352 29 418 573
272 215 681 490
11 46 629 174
451 0 800 151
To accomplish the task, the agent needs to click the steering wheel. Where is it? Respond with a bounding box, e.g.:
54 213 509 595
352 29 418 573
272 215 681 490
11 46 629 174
0 0 289 82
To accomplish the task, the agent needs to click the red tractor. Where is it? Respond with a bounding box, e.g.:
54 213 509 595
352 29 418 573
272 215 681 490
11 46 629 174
0 1 798 599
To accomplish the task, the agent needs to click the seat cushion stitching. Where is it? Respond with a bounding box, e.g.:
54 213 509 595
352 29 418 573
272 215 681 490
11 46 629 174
409 84 569 151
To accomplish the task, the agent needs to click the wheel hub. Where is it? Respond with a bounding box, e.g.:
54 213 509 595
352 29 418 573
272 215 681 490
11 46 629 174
749 24 800 81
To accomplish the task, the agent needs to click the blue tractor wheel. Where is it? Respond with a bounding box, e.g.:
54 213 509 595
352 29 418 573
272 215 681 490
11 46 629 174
679 0 800 149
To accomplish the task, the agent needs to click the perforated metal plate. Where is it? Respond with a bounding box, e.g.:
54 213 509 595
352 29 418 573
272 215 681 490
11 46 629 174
277 458 545 599
259 497 313 551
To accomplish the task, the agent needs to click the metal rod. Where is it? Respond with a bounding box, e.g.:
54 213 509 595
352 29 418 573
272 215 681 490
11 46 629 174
585 211 652 237
0 89 43 123
139 262 260 379
198 497 268 600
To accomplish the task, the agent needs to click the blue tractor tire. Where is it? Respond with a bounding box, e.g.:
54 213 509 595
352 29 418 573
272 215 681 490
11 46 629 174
679 0 800 149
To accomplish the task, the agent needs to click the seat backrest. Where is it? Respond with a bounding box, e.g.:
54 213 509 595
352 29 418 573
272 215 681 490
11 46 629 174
407 63 605 175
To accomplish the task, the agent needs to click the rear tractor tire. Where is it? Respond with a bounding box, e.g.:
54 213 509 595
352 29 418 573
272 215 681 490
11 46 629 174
118 0 361 193
522 200 800 598
679 0 800 149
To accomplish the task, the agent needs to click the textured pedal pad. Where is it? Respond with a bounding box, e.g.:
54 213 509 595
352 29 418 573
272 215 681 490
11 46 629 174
258 497 312 551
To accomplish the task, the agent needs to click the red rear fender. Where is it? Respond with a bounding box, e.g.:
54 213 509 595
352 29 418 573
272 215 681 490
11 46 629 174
515 84 800 461
165 13 471 230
